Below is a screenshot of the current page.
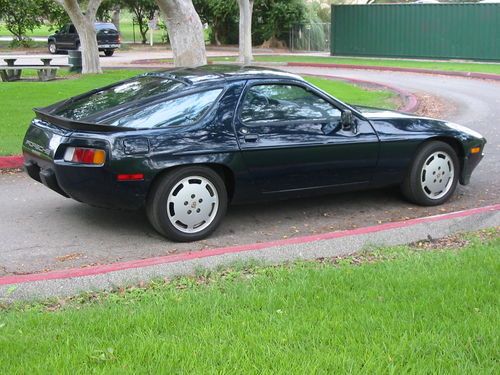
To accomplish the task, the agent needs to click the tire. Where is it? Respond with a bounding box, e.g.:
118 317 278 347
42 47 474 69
48 41 57 54
146 166 228 242
104 49 114 57
401 141 459 206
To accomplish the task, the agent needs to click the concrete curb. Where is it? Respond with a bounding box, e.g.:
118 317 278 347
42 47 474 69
287 62 500 81
303 73 419 113
1 204 498 301
0 155 23 169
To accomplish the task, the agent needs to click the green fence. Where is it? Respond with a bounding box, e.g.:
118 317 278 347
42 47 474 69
331 4 500 61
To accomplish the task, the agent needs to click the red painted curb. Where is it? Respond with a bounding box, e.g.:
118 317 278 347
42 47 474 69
303 73 419 113
0 155 23 169
1 204 498 286
287 62 500 81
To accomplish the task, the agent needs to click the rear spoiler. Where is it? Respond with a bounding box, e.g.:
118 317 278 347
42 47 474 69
34 108 135 133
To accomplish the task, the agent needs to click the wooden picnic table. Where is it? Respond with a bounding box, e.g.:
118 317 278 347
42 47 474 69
0 56 67 82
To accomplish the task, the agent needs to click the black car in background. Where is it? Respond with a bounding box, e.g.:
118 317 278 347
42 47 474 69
48 22 120 56
22 66 486 242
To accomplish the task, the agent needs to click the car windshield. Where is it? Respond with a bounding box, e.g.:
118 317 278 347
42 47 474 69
54 77 185 121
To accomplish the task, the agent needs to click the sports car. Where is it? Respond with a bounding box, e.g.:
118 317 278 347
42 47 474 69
23 65 486 241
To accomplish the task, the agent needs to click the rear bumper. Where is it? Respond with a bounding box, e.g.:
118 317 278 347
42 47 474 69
23 152 150 210
24 160 69 197
98 44 120 50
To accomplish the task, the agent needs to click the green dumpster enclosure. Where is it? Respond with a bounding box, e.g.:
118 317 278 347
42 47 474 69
331 4 500 61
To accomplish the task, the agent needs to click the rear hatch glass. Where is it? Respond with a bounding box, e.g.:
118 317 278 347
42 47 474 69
52 76 185 121
95 23 119 43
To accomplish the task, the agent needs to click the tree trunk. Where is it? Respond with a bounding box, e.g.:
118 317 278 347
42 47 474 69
155 0 207 67
138 23 149 44
111 5 121 32
56 0 103 74
214 28 221 46
78 17 102 73
237 0 253 65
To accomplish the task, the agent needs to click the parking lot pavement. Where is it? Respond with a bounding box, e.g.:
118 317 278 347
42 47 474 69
0 68 498 276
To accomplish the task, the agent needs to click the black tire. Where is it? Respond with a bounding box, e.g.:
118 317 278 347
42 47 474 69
146 166 228 242
104 49 114 57
48 41 57 54
401 141 459 206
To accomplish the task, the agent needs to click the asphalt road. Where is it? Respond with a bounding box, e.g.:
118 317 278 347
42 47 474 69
0 68 498 276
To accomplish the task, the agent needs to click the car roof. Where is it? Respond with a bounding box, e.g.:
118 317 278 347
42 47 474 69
142 64 305 85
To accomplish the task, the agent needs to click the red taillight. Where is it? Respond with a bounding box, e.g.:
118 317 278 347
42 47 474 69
117 173 144 181
64 147 106 165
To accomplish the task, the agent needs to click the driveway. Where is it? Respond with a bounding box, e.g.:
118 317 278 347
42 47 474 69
0 67 498 276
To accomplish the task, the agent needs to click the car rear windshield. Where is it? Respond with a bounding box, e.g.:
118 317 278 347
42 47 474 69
110 88 223 129
53 77 185 121
95 23 117 31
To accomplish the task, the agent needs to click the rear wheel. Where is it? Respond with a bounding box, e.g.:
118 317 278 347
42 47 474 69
104 49 114 57
146 166 228 242
48 41 57 54
401 141 459 206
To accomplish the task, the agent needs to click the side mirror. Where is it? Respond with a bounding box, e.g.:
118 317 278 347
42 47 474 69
341 110 357 133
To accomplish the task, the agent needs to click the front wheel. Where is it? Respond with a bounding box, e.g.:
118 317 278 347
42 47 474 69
146 167 228 242
401 141 459 206
104 49 114 57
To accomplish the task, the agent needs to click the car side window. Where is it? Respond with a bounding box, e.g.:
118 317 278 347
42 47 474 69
112 89 223 129
240 84 341 124
68 25 76 34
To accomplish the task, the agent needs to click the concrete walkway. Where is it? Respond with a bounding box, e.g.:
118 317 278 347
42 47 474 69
1 205 498 301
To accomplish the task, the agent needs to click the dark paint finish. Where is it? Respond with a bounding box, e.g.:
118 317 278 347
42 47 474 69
22 65 486 210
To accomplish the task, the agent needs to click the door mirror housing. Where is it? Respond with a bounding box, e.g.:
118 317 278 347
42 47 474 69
341 110 357 133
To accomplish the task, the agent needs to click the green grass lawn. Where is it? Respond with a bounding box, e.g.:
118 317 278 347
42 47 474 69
211 55 500 75
1 232 498 373
0 71 395 156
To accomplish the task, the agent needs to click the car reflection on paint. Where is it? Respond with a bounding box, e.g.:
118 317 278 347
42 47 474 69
22 65 486 242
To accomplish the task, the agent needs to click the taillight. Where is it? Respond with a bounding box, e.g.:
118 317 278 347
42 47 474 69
64 147 106 165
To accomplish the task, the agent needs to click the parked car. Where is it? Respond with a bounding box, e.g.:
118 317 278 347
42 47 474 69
48 22 120 56
22 66 486 242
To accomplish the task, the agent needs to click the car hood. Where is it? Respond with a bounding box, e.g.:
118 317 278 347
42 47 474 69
352 105 485 141
352 105 417 120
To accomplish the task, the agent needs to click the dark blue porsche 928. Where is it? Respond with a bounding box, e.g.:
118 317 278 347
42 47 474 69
23 65 486 241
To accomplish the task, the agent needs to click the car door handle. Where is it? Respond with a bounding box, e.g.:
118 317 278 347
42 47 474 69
244 134 259 143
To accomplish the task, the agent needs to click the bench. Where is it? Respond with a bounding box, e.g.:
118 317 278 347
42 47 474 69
0 57 71 82
0 66 60 82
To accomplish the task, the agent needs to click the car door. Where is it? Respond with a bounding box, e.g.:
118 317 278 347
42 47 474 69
66 24 78 49
234 80 380 194
57 24 77 49
53 25 67 49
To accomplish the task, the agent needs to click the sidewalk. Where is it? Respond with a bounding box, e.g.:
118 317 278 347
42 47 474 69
1 204 498 301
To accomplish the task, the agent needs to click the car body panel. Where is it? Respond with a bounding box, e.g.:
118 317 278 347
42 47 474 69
22 65 486 210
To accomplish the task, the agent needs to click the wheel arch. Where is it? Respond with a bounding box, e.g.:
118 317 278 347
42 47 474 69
425 136 465 174
427 136 465 159
147 163 236 203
